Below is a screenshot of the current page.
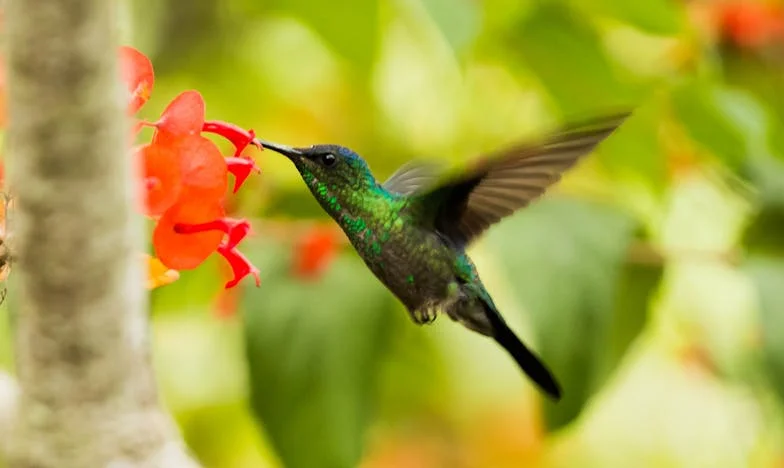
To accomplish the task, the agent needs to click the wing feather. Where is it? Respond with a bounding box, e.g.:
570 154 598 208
382 161 443 195
420 112 629 246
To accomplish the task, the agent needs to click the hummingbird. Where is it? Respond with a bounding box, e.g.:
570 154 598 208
256 113 629 400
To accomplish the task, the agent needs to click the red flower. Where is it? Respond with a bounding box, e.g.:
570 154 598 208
225 157 261 193
213 287 240 319
119 46 154 115
718 1 784 48
153 199 226 270
136 143 182 217
171 134 228 203
218 243 260 288
151 90 206 144
203 120 260 156
293 225 340 279
118 46 263 289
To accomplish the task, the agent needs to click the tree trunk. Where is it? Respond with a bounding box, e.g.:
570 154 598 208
2 0 199 466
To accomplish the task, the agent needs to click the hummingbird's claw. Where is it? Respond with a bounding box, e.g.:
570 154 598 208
411 305 438 325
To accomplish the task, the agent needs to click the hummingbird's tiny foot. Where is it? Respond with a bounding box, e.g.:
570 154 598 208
411 305 438 325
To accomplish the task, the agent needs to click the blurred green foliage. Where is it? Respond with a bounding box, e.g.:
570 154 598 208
4 0 784 466
485 198 640 429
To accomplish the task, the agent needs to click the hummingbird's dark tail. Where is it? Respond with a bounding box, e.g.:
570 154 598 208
483 304 562 400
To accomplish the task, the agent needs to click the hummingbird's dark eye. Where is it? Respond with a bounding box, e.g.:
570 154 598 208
320 153 337 167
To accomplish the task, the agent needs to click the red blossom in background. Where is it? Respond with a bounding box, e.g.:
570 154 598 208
716 1 784 48
120 45 262 289
293 225 340 280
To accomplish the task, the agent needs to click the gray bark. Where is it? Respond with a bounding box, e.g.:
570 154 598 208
2 0 199 466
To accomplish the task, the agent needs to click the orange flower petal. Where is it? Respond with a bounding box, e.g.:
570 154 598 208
118 46 154 115
171 134 228 202
153 90 206 144
153 199 225 270
137 143 182 217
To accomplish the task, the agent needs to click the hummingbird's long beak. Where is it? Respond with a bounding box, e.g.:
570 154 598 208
254 139 303 160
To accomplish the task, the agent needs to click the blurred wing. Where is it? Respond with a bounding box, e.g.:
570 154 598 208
382 161 443 196
423 112 629 247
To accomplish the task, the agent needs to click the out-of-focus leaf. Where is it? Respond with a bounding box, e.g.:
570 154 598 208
509 3 638 115
745 257 784 405
578 0 684 36
743 153 784 210
485 197 638 430
243 242 397 468
420 0 481 54
595 100 668 195
153 313 248 411
150 255 224 315
548 341 764 468
743 205 784 257
671 81 770 168
606 258 663 372
374 309 452 423
738 136 784 259
266 0 378 70
722 50 784 125
179 402 279 468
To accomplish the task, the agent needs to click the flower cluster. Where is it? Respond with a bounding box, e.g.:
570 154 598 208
120 46 262 289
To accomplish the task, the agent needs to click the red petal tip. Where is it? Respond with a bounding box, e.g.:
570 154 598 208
174 217 251 250
218 244 260 289
202 120 258 156
226 157 261 193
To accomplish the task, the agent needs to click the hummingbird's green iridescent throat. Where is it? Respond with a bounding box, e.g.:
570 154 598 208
256 112 630 401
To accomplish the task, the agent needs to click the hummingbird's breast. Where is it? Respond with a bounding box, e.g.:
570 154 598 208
336 200 455 311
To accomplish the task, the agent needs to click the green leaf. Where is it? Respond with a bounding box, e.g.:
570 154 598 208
485 197 640 430
267 0 378 70
578 0 684 36
743 204 784 258
671 81 771 168
150 256 224 316
374 311 452 424
595 99 668 195
509 3 638 115
420 0 481 54
746 257 784 405
605 259 663 372
743 154 784 211
243 243 397 468
723 49 784 125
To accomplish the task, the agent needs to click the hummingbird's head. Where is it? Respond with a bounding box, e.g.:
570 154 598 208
256 140 377 191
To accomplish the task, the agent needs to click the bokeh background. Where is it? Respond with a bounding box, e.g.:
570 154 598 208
4 0 784 466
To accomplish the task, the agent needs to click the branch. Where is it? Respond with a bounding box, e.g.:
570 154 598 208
3 1 198 466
